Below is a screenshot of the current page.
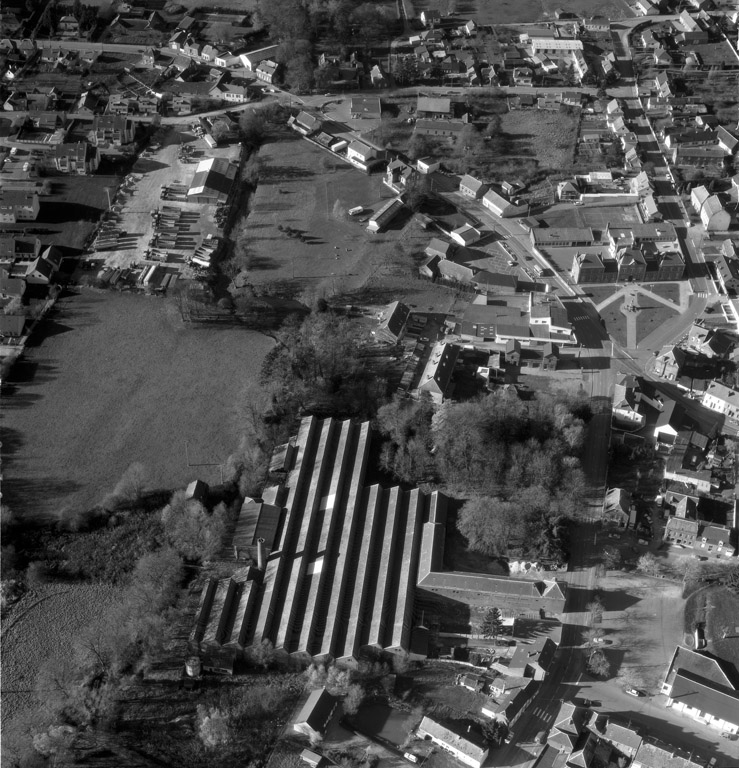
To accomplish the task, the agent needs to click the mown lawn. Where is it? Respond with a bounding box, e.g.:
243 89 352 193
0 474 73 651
1 290 274 521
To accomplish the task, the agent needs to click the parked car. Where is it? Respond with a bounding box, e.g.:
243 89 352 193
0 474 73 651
624 687 644 697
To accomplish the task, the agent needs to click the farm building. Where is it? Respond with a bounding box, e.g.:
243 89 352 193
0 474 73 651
367 197 405 233
187 157 237 204
190 417 567 665
294 688 339 739
239 45 279 71
416 717 489 768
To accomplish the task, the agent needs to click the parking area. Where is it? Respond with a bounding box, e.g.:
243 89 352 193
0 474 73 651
88 126 241 270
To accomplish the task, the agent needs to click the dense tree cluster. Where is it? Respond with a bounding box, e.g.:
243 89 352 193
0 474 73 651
377 390 589 565
254 0 396 91
261 312 389 424
378 390 589 497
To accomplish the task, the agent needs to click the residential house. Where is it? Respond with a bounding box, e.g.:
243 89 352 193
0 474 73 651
702 381 739 421
23 255 57 284
691 185 731 231
416 157 441 174
715 250 739 294
88 115 135 147
603 488 632 527
414 119 465 138
686 323 733 358
586 714 643 757
717 126 738 155
425 238 455 260
293 688 339 740
256 60 279 84
374 301 410 344
52 142 99 175
57 15 80 39
654 399 684 444
0 190 39 223
632 742 704 768
513 67 533 86
350 96 382 119
506 636 557 680
692 522 736 558
482 188 526 218
420 10 441 27
482 678 538 728
451 224 480 246
547 702 589 753
459 175 487 199
612 375 646 429
663 510 699 547
416 96 453 119
289 111 322 136
416 717 489 768
416 342 459 403
346 141 381 172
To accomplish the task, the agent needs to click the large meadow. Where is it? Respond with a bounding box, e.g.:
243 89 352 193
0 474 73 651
1 290 274 522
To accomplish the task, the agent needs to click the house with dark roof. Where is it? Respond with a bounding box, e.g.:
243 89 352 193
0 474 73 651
350 96 382 119
603 488 632 527
0 190 39 223
52 142 99 175
482 188 526 217
416 95 452 119
289 111 322 136
88 115 135 147
374 301 410 344
416 342 459 403
414 119 466 138
482 677 538 728
294 688 339 740
654 400 684 444
547 702 589 753
587 714 643 757
459 175 487 199
507 636 557 680
632 742 703 768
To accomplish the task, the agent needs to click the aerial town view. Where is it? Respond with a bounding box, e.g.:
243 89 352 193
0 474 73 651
1 0 739 765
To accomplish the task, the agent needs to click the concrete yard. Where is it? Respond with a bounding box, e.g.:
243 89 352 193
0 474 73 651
92 127 240 270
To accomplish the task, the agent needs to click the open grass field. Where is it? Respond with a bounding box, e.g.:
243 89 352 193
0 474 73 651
502 110 579 176
597 572 684 692
634 296 679 346
245 129 433 301
1 583 122 753
1 291 274 521
648 283 681 305
598 296 628 347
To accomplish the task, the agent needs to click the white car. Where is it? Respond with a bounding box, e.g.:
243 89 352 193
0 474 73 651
624 687 644 697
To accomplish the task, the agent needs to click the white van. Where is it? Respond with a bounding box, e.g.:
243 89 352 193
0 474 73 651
348 206 364 216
